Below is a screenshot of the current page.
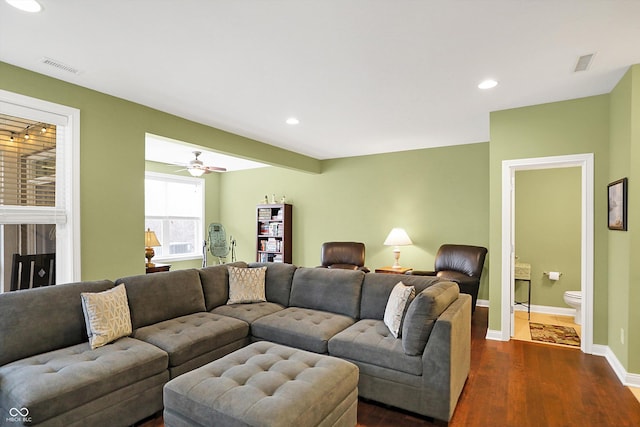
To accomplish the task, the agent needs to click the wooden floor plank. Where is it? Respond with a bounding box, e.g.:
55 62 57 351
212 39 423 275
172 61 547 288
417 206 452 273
138 307 640 427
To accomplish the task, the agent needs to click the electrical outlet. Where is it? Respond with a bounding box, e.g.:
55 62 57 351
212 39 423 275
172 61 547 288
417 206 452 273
621 328 625 345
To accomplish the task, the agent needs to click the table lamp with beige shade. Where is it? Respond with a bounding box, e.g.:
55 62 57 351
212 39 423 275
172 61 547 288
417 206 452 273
145 228 161 267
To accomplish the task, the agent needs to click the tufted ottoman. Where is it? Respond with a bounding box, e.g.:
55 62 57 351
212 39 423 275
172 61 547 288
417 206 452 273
163 341 359 427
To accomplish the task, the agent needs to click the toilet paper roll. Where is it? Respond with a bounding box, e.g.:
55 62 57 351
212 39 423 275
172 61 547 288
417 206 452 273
548 271 561 281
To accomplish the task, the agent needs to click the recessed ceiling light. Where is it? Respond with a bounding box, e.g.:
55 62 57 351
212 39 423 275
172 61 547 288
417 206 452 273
478 79 498 90
5 0 42 13
286 117 300 125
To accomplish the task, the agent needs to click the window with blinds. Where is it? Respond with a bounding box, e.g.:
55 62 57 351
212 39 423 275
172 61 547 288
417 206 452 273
1 91 79 292
0 113 58 207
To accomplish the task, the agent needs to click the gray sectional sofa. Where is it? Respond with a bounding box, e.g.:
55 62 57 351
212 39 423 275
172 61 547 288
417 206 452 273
0 262 471 426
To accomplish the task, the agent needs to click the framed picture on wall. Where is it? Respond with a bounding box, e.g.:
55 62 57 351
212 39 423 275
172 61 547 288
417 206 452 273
608 177 628 231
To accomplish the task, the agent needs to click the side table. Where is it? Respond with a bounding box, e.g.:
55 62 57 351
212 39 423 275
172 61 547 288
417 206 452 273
374 266 412 275
514 262 531 320
146 263 171 274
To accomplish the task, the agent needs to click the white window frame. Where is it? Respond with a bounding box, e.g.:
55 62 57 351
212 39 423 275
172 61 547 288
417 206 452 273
0 90 81 289
145 171 204 262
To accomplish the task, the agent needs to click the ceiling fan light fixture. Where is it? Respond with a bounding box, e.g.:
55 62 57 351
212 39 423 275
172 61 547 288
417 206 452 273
188 167 206 177
187 151 206 176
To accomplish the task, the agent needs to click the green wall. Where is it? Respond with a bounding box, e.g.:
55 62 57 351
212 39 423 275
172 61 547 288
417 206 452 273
1 61 319 280
608 65 640 372
514 168 581 307
489 95 611 345
219 143 491 299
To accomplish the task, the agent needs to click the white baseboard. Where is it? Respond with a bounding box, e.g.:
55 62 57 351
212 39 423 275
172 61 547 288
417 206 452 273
485 329 506 341
514 303 575 317
598 345 640 388
475 300 574 318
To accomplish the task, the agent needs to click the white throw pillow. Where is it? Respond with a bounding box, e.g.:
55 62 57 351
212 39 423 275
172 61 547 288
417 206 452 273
227 266 267 304
81 284 132 349
383 281 415 338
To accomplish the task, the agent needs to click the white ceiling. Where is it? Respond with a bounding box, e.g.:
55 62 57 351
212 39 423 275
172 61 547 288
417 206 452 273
2 1 640 161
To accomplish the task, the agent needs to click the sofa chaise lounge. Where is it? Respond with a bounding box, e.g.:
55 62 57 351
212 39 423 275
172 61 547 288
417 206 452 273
0 261 471 426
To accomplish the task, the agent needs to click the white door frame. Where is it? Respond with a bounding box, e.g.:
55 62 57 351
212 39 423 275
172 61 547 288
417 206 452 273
501 153 594 353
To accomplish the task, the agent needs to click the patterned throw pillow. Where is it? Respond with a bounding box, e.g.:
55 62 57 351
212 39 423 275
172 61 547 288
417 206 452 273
81 284 132 349
383 281 416 338
227 266 267 304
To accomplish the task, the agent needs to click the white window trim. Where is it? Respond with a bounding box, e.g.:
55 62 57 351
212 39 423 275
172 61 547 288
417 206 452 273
0 90 81 286
145 171 204 262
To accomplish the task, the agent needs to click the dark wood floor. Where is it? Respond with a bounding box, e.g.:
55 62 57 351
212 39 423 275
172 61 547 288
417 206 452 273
140 307 640 426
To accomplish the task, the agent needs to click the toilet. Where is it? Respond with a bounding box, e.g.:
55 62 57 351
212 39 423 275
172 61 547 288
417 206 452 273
563 290 582 325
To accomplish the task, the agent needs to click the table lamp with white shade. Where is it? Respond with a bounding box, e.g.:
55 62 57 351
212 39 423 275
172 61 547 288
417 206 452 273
383 228 413 268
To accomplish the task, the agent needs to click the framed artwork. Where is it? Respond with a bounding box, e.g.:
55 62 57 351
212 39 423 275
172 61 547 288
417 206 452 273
608 178 628 231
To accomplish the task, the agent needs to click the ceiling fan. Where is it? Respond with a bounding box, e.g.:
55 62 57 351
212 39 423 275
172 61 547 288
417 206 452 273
178 151 227 176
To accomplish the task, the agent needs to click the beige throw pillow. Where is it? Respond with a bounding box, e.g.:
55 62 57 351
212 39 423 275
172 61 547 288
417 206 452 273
227 266 267 304
81 284 132 349
383 281 415 338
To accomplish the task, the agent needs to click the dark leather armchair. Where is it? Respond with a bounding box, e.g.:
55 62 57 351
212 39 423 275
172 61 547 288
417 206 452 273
409 244 487 312
318 242 370 273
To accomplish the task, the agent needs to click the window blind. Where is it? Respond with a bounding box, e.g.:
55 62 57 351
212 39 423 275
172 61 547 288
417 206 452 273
0 113 58 208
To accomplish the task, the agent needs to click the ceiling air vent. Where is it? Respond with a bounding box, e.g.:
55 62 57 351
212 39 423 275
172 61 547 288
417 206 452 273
574 53 595 72
40 57 80 74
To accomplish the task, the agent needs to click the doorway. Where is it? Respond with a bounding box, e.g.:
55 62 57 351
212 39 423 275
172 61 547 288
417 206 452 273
501 153 594 353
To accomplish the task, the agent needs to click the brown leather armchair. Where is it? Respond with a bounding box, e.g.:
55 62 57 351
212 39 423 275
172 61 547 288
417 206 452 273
409 244 487 312
318 242 370 273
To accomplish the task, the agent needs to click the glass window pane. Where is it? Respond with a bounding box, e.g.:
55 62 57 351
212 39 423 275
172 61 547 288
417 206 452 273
168 219 198 254
2 224 56 292
0 113 57 208
166 181 202 217
145 179 166 216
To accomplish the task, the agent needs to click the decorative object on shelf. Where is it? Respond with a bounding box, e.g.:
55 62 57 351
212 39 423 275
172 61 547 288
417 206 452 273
271 193 276 204
263 195 269 204
280 195 287 203
383 228 413 269
144 228 161 267
607 177 627 231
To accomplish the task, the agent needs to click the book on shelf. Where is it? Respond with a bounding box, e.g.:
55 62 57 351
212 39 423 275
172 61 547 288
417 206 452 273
268 223 280 236
258 208 272 220
266 238 278 252
259 223 269 234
